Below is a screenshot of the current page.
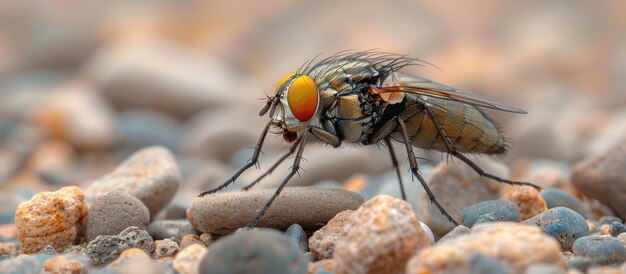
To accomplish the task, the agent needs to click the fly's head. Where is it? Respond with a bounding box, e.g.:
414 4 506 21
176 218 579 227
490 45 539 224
258 72 319 142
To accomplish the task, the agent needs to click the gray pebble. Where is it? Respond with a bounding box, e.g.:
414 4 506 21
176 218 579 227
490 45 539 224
599 216 623 226
522 207 589 251
117 109 181 153
540 188 586 218
572 235 626 266
618 233 626 246
461 200 520 227
609 222 625 237
147 220 198 241
467 253 510 274
86 191 150 242
569 256 593 272
188 187 363 235
0 254 53 274
38 244 57 255
199 229 307 274
86 226 154 265
285 224 308 252
439 225 471 243
524 263 564 274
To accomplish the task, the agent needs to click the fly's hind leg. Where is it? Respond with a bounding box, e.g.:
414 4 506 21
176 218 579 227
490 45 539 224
383 138 407 200
422 106 541 190
397 118 459 225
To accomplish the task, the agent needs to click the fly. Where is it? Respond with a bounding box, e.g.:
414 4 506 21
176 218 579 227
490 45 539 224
198 51 540 226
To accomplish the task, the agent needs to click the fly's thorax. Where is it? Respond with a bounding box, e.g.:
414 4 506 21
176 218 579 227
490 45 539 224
270 73 320 132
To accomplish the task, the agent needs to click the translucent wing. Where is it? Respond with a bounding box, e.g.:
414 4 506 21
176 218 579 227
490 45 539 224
378 72 527 114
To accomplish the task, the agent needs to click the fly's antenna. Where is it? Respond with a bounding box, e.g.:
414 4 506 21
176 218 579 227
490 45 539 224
258 97 274 116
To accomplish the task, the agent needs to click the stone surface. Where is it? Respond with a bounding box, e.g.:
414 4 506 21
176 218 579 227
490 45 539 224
569 256 593 272
571 141 626 220
187 187 362 235
86 191 150 242
573 236 626 266
418 160 505 237
42 255 84 274
199 233 213 247
439 225 471 243
0 254 52 274
502 186 548 220
180 234 205 250
525 263 566 274
309 210 355 260
461 200 521 227
86 146 181 216
86 226 154 265
15 186 87 254
148 220 198 241
599 216 622 226
309 259 334 274
609 222 625 237
540 188 587 218
199 229 307 274
333 195 430 274
420 221 435 245
467 253 510 274
106 248 163 274
153 239 179 259
285 224 308 253
522 207 590 251
406 222 566 274
172 244 207 274
618 233 626 246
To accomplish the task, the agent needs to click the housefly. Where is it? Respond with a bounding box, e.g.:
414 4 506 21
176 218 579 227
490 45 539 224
198 51 540 226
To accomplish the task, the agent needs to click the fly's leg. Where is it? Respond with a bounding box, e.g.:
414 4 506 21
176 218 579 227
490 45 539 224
249 129 310 227
241 138 302 191
423 106 541 190
397 117 459 225
383 138 407 200
198 121 272 197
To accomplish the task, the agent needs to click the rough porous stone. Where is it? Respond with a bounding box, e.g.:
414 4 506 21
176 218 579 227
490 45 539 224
285 224 308 253
86 226 154 265
86 146 181 216
309 210 354 260
571 141 626 220
522 207 590 251
572 236 626 266
172 244 207 274
406 222 566 274
540 188 587 218
147 220 198 241
15 186 87 254
187 187 362 235
153 239 179 259
502 186 547 220
333 195 430 274
199 229 307 274
86 191 150 242
461 200 520 227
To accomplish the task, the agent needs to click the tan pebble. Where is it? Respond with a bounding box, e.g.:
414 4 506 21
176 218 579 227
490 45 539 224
199 233 213 247
42 255 83 274
334 195 430 274
173 244 208 274
309 210 355 260
107 248 162 274
502 186 547 220
406 222 566 274
587 220 597 234
309 259 334 273
0 243 15 256
343 175 367 193
600 224 611 235
153 239 180 259
0 224 17 242
15 186 87 254
180 234 204 249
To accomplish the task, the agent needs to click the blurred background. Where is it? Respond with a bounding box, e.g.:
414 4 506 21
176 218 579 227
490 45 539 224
0 0 625 215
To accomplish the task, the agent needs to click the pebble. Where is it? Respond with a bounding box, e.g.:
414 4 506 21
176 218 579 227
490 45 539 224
187 187 362 235
15 186 87 254
42 255 84 274
573 236 626 266
333 195 430 274
540 187 587 218
609 222 625 237
618 233 626 246
417 160 504 237
571 140 626 220
406 222 566 273
86 191 150 242
439 225 471 243
525 263 566 274
39 244 57 255
199 233 213 247
420 221 435 245
467 253 510 274
309 210 354 260
599 216 623 226
522 207 590 251
285 224 308 253
199 229 307 274
148 220 198 241
0 254 52 274
172 244 207 274
308 259 334 274
502 186 548 220
0 243 15 257
153 239 179 259
180 234 205 249
86 226 154 265
117 109 181 153
570 256 593 272
86 146 182 216
460 200 521 227
107 248 163 274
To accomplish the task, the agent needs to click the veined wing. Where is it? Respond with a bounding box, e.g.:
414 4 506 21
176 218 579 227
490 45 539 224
378 72 527 114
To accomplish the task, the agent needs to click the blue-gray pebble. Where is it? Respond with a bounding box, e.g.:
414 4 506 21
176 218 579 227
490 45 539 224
521 207 589 251
609 222 625 237
599 216 622 226
467 253 510 274
199 229 307 274
285 224 308 252
0 254 52 274
540 188 586 218
572 235 626 266
461 200 520 227
569 256 593 272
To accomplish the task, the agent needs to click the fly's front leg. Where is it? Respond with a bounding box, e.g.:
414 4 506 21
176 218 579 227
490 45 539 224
241 138 302 191
422 106 541 190
397 117 459 225
384 138 406 200
198 121 272 197
249 129 311 228
310 127 341 147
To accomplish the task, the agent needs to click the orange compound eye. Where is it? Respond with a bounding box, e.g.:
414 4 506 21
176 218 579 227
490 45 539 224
276 72 296 91
287 75 318 121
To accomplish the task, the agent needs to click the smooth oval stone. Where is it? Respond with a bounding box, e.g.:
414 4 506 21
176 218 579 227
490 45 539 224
199 229 307 274
86 191 150 242
609 222 625 237
285 224 308 252
522 207 590 251
187 187 363 235
572 236 626 266
461 200 520 227
539 188 586 218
